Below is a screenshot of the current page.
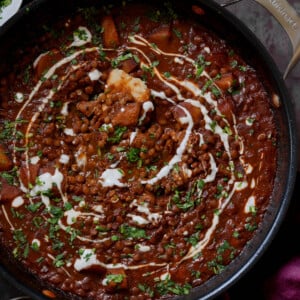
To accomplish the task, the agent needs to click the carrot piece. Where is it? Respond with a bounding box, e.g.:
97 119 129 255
218 98 234 121
19 163 39 188
215 73 234 90
0 182 21 203
102 15 120 48
42 290 56 299
121 58 138 74
179 102 202 124
34 49 63 79
148 25 171 43
0 144 12 171
112 103 141 127
192 5 205 15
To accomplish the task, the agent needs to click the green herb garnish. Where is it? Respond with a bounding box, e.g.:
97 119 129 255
119 224 148 239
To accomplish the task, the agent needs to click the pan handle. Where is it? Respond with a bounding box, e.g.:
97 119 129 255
254 0 300 78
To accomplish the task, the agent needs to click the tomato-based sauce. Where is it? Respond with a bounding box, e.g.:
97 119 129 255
0 2 278 299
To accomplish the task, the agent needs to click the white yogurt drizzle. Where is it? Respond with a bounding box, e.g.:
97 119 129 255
245 196 256 213
59 154 70 165
197 133 205 146
88 69 102 81
129 35 195 66
142 103 193 185
30 156 40 165
1 206 15 230
61 102 70 116
64 128 76 136
127 214 149 225
181 181 247 262
129 129 138 145
29 168 67 205
69 26 92 48
100 169 126 187
136 244 151 252
33 52 49 68
14 92 24 103
130 199 162 224
7 31 255 274
139 101 154 123
13 47 101 164
74 248 166 272
204 47 211 54
12 196 24 208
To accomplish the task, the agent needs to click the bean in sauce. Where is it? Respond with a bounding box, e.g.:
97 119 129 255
0 2 278 299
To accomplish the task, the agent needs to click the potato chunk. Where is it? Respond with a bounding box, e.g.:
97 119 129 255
107 69 150 103
112 102 141 127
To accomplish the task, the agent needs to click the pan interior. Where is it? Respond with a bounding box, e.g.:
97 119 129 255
0 1 297 299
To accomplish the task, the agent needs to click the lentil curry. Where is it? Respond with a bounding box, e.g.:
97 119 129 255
0 1 278 299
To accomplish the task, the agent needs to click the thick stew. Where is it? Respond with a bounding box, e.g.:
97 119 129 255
0 1 278 299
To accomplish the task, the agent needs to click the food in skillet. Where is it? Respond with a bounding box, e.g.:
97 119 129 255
0 1 278 299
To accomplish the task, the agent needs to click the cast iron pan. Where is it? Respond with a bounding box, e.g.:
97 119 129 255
0 0 297 299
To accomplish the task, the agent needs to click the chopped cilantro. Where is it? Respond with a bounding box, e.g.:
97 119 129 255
10 208 24 219
126 147 141 163
173 28 182 38
27 202 43 213
31 241 40 251
108 126 127 143
195 55 211 78
202 79 213 93
245 220 257 232
111 235 120 241
72 195 84 202
155 275 191 296
207 259 225 274
211 86 221 97
230 60 238 68
164 71 171 78
105 273 125 284
232 231 240 238
73 28 88 41
172 189 195 212
185 232 199 246
64 202 73 211
53 253 65 268
111 52 134 68
138 283 154 297
119 224 148 239
0 119 28 142
209 120 217 132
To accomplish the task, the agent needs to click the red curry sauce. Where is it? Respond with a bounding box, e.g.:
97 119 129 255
0 2 278 299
